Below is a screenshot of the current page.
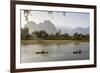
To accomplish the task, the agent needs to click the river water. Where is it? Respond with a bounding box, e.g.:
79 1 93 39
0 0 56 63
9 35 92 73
21 41 89 63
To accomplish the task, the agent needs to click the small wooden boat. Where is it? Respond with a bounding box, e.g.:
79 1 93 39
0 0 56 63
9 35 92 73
35 50 48 54
73 50 82 54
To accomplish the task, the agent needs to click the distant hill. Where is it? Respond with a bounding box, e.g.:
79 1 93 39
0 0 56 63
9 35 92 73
72 27 89 35
24 20 57 34
57 27 89 35
24 20 89 35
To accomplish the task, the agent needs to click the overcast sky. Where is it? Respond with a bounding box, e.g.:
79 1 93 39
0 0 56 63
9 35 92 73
21 10 90 29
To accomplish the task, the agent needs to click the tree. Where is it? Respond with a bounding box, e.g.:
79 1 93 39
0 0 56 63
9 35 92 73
21 28 30 40
54 30 61 39
24 10 31 22
61 33 70 39
33 31 48 39
39 31 48 38
73 32 79 40
32 31 40 38
73 32 89 40
84 34 89 40
47 34 55 40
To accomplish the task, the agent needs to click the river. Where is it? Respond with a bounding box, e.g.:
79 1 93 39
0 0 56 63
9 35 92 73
21 41 89 63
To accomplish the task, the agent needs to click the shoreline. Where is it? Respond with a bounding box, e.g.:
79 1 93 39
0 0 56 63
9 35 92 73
21 40 89 45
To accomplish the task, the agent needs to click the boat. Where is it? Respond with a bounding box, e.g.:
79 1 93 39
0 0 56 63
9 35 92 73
35 50 48 54
73 49 82 54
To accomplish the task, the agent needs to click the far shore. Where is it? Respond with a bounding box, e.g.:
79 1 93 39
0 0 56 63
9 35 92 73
21 40 89 45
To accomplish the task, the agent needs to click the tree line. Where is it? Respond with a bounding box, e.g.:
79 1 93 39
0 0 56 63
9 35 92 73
21 28 89 41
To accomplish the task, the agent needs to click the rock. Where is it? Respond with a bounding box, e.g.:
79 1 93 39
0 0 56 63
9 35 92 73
24 20 57 34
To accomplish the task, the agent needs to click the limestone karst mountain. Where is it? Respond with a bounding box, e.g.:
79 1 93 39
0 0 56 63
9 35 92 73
24 21 38 34
24 20 89 35
72 27 89 35
57 27 89 35
24 20 57 34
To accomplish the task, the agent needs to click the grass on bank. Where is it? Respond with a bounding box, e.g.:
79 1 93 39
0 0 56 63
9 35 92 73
21 39 89 45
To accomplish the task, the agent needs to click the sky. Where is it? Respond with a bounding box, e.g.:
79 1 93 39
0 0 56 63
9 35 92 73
21 10 90 29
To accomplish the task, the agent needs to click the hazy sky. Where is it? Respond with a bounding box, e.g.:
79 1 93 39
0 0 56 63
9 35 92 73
21 10 90 28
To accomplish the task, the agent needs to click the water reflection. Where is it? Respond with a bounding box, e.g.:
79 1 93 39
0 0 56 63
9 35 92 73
21 41 89 63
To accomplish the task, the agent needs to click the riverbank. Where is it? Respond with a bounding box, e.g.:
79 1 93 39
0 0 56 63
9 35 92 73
21 40 89 45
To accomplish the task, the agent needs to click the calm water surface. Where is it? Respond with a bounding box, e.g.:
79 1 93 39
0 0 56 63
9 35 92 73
21 41 89 63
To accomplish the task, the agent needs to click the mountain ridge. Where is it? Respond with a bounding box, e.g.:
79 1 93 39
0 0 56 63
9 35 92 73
24 20 89 35
24 20 57 34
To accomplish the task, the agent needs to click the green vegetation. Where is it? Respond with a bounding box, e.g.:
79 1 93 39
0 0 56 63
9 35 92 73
21 40 73 45
21 28 31 40
21 28 89 41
